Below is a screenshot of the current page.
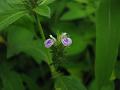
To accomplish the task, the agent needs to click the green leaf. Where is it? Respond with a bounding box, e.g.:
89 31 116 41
7 26 47 63
0 64 24 90
114 61 120 79
0 11 27 31
88 80 114 90
39 0 55 5
101 82 114 90
55 76 87 90
6 0 24 4
2 0 25 10
7 26 33 57
95 0 120 88
33 5 51 18
88 80 98 90
21 74 40 90
60 2 95 21
74 0 88 4
2 72 24 90
24 40 48 63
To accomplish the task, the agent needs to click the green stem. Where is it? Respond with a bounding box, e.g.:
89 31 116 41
34 14 56 76
36 15 46 40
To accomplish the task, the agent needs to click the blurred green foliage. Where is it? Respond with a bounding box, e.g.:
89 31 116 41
0 0 120 90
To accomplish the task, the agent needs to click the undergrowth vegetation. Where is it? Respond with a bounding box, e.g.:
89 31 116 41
0 0 120 90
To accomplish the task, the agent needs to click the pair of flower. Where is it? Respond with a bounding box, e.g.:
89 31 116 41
44 33 72 48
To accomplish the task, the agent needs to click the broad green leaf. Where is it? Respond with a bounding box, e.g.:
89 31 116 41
21 74 40 90
60 2 95 21
114 61 120 79
33 5 51 18
55 76 87 90
88 80 98 90
24 40 48 63
1 72 24 90
61 9 86 21
74 0 88 4
88 80 114 90
49 0 67 23
0 11 27 31
38 0 55 5
0 64 24 90
101 82 114 90
7 26 33 57
95 0 120 88
0 0 17 12
7 26 47 63
66 62 89 78
6 0 24 4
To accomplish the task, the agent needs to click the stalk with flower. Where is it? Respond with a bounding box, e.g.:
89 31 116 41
44 33 72 71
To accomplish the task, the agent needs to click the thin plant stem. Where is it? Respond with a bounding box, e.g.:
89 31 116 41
35 15 46 40
34 14 56 76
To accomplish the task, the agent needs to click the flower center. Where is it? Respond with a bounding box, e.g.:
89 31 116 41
47 40 52 44
64 38 68 43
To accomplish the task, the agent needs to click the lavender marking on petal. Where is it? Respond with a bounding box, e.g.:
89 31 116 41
44 39 54 48
61 37 72 46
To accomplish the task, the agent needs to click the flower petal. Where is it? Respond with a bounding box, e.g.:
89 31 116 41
44 39 54 48
61 37 72 46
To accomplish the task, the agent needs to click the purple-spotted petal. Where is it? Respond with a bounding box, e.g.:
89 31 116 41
44 39 54 48
61 37 72 46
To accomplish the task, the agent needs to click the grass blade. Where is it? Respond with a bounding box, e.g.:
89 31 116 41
95 0 120 88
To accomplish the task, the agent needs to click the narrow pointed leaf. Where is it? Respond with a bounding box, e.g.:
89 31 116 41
95 0 120 88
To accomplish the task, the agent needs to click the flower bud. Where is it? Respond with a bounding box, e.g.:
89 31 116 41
49 35 56 42
61 32 67 39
